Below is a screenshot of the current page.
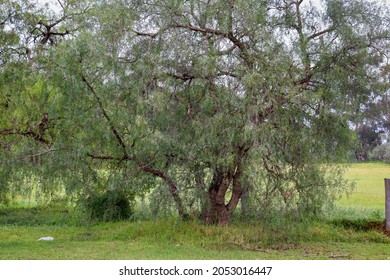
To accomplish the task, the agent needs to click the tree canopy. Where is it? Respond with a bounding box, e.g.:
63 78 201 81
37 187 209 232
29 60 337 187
1 0 389 225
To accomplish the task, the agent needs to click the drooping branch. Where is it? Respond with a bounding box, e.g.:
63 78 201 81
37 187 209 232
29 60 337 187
81 74 128 159
32 1 90 46
0 128 50 144
86 153 188 220
307 26 336 42
33 15 70 45
175 24 227 37
166 70 240 82
0 113 50 144
17 148 57 161
134 158 188 220
173 24 253 68
1 10 14 26
82 70 187 219
132 30 158 38
293 0 310 73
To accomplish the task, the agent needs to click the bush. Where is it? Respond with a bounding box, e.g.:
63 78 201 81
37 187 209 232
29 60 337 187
85 190 134 222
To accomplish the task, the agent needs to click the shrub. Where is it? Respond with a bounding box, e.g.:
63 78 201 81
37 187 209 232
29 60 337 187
85 190 134 222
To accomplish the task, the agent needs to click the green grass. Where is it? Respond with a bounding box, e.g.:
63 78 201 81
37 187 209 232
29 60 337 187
0 162 389 260
1 219 389 260
0 205 72 226
339 162 390 210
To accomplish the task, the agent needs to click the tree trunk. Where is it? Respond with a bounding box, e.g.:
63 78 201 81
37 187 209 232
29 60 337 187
213 174 232 226
204 159 245 226
203 169 223 224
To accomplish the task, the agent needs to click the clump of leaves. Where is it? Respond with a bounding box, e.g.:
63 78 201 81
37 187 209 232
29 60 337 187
85 190 134 222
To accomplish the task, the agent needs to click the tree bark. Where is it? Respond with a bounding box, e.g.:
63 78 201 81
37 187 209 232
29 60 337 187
203 169 223 224
204 153 246 226
227 163 244 213
213 175 232 226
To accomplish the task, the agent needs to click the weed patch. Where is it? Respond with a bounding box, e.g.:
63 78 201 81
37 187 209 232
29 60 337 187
331 218 390 238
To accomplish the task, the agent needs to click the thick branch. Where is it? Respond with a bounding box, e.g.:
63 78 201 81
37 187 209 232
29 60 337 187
175 24 227 37
87 152 188 220
293 1 310 73
1 128 50 144
166 70 239 81
174 24 252 67
134 158 188 219
307 26 336 41
294 71 314 86
81 75 128 159
227 161 244 213
167 72 194 81
132 30 158 38
1 10 13 26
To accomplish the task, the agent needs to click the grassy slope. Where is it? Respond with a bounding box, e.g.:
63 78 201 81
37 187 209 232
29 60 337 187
0 162 389 260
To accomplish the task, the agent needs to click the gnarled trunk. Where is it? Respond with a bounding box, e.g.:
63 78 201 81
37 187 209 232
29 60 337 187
204 159 245 226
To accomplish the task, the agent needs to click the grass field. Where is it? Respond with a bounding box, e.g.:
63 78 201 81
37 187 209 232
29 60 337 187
0 162 389 260
340 162 389 210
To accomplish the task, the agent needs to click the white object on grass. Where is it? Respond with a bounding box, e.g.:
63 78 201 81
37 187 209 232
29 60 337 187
38 236 54 241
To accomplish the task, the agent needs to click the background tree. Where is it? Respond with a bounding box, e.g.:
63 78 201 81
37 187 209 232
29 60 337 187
352 77 390 161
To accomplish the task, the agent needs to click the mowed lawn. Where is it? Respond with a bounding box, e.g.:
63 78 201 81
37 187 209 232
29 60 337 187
340 162 390 210
0 162 389 260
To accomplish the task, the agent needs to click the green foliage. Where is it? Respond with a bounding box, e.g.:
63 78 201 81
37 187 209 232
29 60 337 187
148 183 177 218
0 204 72 226
84 190 134 222
369 143 390 163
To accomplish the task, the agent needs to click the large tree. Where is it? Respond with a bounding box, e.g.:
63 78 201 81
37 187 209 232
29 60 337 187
1 0 389 225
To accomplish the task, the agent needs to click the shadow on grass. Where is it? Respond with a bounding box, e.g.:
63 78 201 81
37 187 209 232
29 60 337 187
0 205 72 226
